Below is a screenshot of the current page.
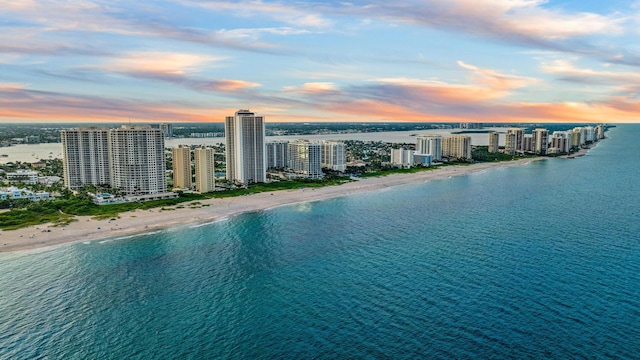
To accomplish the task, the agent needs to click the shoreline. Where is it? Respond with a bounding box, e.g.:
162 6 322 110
0 157 545 253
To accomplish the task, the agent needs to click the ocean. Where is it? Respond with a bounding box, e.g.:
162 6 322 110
1 125 639 359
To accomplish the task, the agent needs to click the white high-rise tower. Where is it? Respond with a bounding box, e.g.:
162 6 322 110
61 127 111 190
225 109 266 184
109 125 166 195
416 135 442 161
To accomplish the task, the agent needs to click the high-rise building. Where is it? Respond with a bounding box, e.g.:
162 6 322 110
488 132 499 153
459 122 483 129
266 140 288 169
507 128 525 152
225 109 266 184
151 123 174 137
390 148 414 168
523 135 534 153
584 126 595 143
550 131 571 154
442 135 472 160
194 147 215 193
61 127 111 190
532 128 549 155
109 125 167 195
504 132 517 155
416 135 442 161
161 123 173 138
321 140 346 172
172 145 192 190
287 140 323 179
595 125 605 140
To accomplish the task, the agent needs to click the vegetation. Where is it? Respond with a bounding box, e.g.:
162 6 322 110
471 146 537 162
358 166 437 178
0 177 351 230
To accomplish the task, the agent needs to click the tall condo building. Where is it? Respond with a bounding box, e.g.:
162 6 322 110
507 128 525 152
488 132 499 153
390 148 414 168
266 140 288 169
61 127 111 190
523 135 534 153
194 147 215 193
442 135 472 160
109 125 167 195
584 126 595 143
151 123 174 137
225 109 266 184
504 133 517 155
532 128 549 155
595 125 605 140
321 140 346 172
172 145 192 190
416 135 442 161
288 140 323 179
550 131 571 154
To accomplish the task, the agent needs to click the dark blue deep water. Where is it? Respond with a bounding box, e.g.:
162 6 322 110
1 125 639 359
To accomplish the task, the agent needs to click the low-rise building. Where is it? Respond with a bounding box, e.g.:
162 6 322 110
7 170 39 185
0 187 50 201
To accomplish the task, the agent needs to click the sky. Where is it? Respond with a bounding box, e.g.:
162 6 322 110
1 0 640 124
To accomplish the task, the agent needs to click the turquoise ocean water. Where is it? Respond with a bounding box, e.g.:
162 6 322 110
1 125 639 359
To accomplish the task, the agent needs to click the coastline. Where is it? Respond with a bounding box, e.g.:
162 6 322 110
0 158 544 253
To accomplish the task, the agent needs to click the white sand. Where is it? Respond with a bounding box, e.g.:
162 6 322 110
0 158 543 253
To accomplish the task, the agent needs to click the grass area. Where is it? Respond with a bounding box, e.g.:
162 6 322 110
0 177 351 230
0 205 76 231
472 146 537 162
359 166 438 178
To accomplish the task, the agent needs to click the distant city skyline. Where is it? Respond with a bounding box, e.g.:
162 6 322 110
2 1 640 124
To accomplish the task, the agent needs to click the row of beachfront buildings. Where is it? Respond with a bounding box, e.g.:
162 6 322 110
488 125 606 155
389 134 472 168
387 124 606 169
60 110 347 198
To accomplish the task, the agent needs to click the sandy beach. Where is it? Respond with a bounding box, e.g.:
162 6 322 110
0 158 543 253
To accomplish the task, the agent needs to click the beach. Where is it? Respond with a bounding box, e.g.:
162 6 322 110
0 158 542 253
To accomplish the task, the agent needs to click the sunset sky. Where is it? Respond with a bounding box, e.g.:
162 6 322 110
2 0 640 123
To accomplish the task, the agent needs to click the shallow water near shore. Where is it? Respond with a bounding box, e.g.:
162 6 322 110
1 125 639 358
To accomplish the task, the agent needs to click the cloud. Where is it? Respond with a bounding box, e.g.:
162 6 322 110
283 82 338 94
107 52 220 75
0 0 285 55
87 51 261 93
176 0 333 28
277 61 640 123
541 59 640 86
337 0 624 39
0 83 234 122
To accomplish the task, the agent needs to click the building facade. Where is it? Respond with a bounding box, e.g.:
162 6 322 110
504 133 517 155
532 128 549 155
287 140 323 179
109 126 167 195
225 109 266 184
194 147 215 193
266 140 288 169
416 135 442 161
507 128 525 152
172 145 192 190
321 140 346 172
390 148 414 168
61 127 111 190
550 131 571 154
488 132 499 153
6 170 39 185
442 135 472 160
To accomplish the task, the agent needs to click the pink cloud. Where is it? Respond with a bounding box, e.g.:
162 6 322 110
282 82 338 94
